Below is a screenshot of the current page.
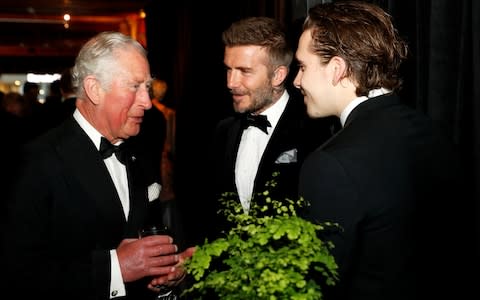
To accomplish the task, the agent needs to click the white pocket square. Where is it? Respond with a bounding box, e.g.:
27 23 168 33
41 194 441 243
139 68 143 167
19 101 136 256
275 148 298 164
147 182 162 202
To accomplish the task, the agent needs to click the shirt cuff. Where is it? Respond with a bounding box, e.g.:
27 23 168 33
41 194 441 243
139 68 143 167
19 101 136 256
109 250 126 298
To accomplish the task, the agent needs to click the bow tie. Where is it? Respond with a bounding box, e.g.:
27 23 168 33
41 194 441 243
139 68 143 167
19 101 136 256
99 137 128 164
241 113 271 134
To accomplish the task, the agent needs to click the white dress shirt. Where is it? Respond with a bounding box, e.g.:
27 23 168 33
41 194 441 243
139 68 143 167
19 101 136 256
235 90 289 213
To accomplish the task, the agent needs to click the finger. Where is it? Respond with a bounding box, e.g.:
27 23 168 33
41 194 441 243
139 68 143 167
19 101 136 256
147 265 177 278
149 275 170 287
153 272 186 289
141 235 173 245
146 244 178 257
147 284 160 292
179 246 196 261
150 254 179 266
167 268 186 282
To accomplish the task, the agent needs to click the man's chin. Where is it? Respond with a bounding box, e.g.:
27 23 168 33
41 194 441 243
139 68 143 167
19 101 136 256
125 126 141 138
233 104 250 114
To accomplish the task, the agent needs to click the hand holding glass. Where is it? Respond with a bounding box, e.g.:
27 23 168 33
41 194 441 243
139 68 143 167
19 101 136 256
138 225 178 300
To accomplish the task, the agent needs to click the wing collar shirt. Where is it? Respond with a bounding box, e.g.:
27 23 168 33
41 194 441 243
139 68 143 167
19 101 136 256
235 90 289 214
340 87 391 127
73 109 127 298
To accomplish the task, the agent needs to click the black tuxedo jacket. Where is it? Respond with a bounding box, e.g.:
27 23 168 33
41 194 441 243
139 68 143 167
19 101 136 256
3 117 163 300
205 93 337 239
299 94 460 300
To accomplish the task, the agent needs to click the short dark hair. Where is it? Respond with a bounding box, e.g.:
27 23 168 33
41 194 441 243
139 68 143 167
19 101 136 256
222 17 293 69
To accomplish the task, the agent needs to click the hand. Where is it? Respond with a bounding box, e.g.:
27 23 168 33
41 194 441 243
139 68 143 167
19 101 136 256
116 237 179 283
148 246 196 289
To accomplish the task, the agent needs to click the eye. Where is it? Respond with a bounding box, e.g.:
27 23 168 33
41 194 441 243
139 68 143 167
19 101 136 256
128 83 140 92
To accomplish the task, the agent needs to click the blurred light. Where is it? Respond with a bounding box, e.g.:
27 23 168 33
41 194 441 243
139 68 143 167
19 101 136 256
63 14 71 29
14 80 21 86
139 9 146 19
27 73 61 83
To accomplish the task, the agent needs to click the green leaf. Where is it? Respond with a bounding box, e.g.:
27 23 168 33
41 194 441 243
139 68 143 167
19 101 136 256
182 172 340 300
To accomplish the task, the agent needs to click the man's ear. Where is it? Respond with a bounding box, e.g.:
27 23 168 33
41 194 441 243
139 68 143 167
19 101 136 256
329 56 348 86
272 65 288 87
83 76 102 105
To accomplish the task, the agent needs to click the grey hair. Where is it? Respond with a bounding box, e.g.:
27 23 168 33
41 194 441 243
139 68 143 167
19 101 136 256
71 31 147 98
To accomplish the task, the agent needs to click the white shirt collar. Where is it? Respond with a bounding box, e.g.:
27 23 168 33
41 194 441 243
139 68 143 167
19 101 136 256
261 90 289 133
73 109 104 150
340 88 391 127
73 109 123 149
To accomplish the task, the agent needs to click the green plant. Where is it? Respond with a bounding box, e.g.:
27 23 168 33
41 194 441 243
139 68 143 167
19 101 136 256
182 174 339 300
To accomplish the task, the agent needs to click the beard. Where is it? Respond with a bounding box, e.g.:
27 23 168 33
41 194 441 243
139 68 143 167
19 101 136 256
232 80 275 114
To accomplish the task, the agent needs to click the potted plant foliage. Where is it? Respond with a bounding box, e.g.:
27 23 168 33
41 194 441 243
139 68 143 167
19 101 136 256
182 174 339 300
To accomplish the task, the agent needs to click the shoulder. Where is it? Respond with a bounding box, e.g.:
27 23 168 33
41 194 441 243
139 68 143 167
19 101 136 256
16 119 84 171
26 118 78 150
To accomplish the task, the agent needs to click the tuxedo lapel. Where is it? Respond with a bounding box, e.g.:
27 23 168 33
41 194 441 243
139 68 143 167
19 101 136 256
256 98 302 180
55 119 126 227
124 149 149 234
224 117 244 183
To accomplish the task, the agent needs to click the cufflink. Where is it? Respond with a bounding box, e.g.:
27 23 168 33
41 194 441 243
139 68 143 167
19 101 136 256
111 290 118 297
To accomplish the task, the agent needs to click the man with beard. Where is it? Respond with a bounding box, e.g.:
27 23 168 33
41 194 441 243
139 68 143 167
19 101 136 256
199 17 338 242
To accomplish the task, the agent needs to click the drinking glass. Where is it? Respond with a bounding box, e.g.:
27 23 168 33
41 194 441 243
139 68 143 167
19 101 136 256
138 225 178 300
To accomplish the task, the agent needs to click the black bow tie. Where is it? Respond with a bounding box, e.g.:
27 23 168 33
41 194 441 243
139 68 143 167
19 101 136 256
99 137 128 164
241 113 271 134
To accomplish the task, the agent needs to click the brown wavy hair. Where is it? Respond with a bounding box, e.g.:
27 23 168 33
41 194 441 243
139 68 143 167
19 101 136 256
304 1 408 96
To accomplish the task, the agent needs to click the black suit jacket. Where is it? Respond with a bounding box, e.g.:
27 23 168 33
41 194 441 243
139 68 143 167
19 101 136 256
299 94 461 300
2 117 163 300
204 93 337 240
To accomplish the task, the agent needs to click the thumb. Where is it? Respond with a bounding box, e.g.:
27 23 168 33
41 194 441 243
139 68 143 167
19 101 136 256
180 246 196 261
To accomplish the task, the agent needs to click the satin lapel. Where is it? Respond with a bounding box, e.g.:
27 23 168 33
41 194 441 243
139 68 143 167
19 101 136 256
224 117 244 177
259 98 301 171
55 119 126 227
124 151 149 233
